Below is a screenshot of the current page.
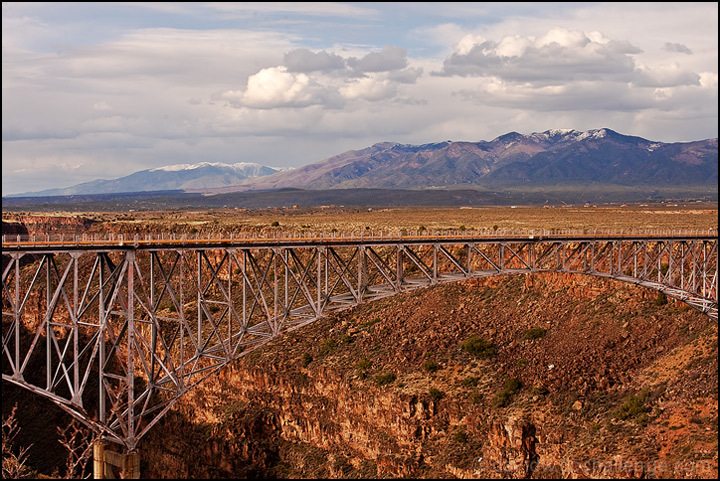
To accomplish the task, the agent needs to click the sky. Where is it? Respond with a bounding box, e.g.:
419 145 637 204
2 2 718 196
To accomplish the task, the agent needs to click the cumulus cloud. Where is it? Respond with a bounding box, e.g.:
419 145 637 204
437 27 642 85
223 45 422 109
219 66 332 109
663 42 693 55
283 48 346 73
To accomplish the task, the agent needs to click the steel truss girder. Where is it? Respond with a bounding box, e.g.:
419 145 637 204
2 236 717 450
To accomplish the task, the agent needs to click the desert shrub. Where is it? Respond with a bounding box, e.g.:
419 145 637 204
460 376 479 387
453 428 468 443
271 221 280 227
2 405 33 479
340 333 353 344
374 372 396 386
460 335 496 358
355 358 372 370
531 386 549 396
616 390 650 423
361 318 380 329
422 360 440 373
301 353 313 367
429 388 445 400
468 392 483 404
654 291 668 306
492 377 522 407
318 338 337 356
522 327 547 340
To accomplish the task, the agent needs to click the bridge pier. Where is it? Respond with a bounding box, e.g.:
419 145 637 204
93 441 140 479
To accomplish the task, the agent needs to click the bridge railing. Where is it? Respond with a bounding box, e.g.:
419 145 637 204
3 227 718 249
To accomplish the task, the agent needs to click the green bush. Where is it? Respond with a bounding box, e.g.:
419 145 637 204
654 291 668 306
522 327 547 340
453 428 468 443
374 372 396 386
301 353 313 367
460 335 496 358
422 360 441 373
318 338 337 356
355 358 372 370
492 377 522 407
460 376 479 387
616 390 650 423
429 387 445 400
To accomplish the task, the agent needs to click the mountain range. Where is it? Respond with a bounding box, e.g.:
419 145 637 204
8 129 718 198
7 162 288 197
203 128 717 193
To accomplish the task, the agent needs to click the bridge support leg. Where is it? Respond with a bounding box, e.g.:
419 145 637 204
123 451 141 479
93 441 105 479
92 443 141 479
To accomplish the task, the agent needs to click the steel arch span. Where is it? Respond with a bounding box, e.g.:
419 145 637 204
2 232 717 451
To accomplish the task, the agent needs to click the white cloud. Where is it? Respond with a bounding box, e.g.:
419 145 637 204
219 66 344 109
93 101 112 111
437 27 642 84
632 64 700 88
339 76 397 101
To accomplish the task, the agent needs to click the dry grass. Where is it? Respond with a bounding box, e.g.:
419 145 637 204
5 203 716 237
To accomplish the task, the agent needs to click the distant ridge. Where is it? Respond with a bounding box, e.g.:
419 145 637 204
7 162 289 197
6 128 717 198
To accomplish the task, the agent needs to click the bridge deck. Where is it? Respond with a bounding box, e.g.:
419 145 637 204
3 229 717 252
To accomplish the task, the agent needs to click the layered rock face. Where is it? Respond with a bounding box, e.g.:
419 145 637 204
142 273 718 479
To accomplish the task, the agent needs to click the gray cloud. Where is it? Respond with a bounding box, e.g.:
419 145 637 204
283 48 346 73
387 67 423 84
632 66 700 88
663 42 693 55
348 45 408 72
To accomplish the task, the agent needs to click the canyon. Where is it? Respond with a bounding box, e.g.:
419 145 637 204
2 208 717 479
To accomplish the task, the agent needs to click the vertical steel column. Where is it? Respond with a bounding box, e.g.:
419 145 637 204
72 252 80 404
46 255 52 389
125 250 136 449
273 249 279 335
359 246 368 302
396 245 404 291
14 254 20 380
98 254 106 425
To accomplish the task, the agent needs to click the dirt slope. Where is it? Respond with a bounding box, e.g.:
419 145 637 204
141 273 718 479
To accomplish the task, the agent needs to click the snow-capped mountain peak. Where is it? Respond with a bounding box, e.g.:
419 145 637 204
150 162 266 172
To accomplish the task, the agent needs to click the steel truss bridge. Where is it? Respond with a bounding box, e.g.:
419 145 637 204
2 230 718 455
